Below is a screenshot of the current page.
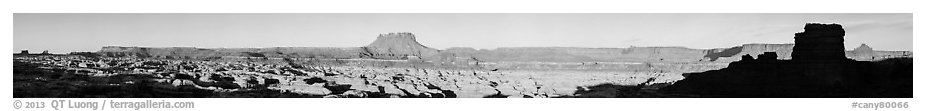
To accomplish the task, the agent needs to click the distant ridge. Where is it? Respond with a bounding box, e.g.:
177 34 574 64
97 32 911 62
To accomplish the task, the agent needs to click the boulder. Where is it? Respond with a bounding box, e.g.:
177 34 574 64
170 79 195 86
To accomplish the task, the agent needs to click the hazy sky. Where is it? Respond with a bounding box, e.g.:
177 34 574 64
14 13 912 53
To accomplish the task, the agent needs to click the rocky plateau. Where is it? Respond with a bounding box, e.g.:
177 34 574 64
14 24 912 98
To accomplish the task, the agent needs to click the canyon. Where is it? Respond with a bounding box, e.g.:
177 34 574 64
14 23 913 98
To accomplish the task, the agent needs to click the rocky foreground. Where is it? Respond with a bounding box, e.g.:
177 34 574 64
14 23 913 98
14 55 709 98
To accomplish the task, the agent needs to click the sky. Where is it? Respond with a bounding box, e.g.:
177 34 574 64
14 13 912 53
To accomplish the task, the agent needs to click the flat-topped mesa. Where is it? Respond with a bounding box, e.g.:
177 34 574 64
791 23 848 63
362 32 439 59
373 32 419 43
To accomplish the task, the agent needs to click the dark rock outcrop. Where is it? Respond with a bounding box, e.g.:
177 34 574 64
756 52 778 61
662 23 912 98
792 23 848 63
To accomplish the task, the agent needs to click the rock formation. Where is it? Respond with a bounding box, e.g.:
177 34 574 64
95 31 908 63
662 23 912 97
756 52 778 61
849 44 874 61
846 44 911 61
791 23 848 63
361 32 439 59
17 23 913 98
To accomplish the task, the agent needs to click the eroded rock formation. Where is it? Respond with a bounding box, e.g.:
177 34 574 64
18 23 913 98
792 23 848 63
362 32 439 59
663 23 912 97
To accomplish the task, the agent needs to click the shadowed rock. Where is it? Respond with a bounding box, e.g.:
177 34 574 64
704 46 743 61
792 23 848 63
662 23 912 98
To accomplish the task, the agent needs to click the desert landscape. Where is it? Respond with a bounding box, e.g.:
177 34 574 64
13 23 912 98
